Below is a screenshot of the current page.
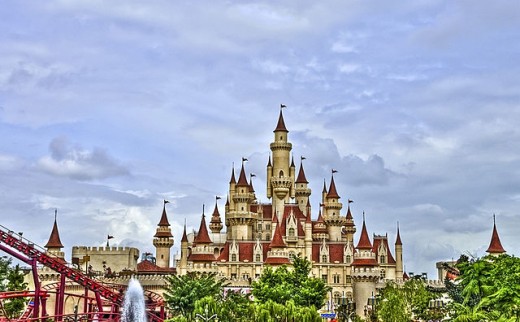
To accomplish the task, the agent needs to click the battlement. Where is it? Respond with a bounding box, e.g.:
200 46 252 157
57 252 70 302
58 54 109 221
72 246 139 253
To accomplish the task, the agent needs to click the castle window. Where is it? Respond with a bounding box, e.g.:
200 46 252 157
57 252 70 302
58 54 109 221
321 255 327 263
266 234 270 240
256 254 261 262
322 274 328 283
231 254 237 261
288 228 295 237
161 255 164 259
345 255 351 263
346 276 352 284
333 275 340 284
380 269 386 279
258 223 262 231
380 255 386 264
279 170 284 177
266 224 270 230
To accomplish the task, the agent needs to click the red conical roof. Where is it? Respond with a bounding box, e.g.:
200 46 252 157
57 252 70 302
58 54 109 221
181 223 188 243
45 216 64 249
194 212 212 244
395 224 402 246
486 218 506 254
295 162 308 184
270 224 286 248
327 175 340 199
229 165 236 184
236 163 249 187
158 204 170 226
210 202 221 224
356 215 372 250
346 204 353 220
274 109 288 132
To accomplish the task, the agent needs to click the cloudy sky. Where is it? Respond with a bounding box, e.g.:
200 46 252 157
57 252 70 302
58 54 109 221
1 1 519 278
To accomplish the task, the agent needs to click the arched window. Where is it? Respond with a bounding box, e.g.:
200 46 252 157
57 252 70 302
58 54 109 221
380 255 386 264
256 254 261 262
279 170 284 177
322 255 327 263
288 228 295 237
231 254 237 262
345 255 351 263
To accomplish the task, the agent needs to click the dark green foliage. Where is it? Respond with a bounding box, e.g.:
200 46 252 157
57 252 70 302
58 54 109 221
251 255 330 309
163 271 228 318
448 254 520 321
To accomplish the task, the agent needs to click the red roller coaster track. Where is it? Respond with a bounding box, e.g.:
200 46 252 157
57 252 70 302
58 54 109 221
0 225 164 322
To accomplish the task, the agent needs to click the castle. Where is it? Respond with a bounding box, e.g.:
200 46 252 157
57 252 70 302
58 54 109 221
171 107 404 316
36 108 509 319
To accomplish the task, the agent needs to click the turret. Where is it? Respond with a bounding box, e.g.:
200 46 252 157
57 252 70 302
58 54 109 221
486 215 506 256
210 197 223 234
226 161 256 240
295 157 311 215
268 107 294 221
153 200 174 268
323 172 345 241
344 200 356 243
179 222 188 275
395 223 403 281
351 214 378 317
45 209 65 259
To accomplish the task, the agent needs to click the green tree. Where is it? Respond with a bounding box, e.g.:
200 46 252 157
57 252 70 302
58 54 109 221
163 271 228 318
0 257 28 319
251 255 330 309
448 254 520 321
377 278 439 322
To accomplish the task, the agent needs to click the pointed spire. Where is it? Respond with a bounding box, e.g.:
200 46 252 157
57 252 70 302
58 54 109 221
295 160 309 184
45 209 64 249
327 173 340 199
181 220 188 243
317 209 325 223
486 214 506 254
395 222 402 246
229 164 236 184
267 155 272 167
322 179 328 194
236 162 249 186
158 200 171 226
274 109 288 133
356 212 372 250
306 200 312 223
346 201 353 220
249 174 255 192
270 223 286 248
194 206 212 244
290 155 295 168
210 197 223 233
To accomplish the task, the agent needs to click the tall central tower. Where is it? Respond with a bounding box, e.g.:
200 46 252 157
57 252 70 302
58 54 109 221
267 108 295 222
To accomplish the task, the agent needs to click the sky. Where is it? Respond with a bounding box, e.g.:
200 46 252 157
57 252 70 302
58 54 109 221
1 1 519 279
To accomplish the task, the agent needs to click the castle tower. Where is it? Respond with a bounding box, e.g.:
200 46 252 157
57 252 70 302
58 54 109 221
209 197 223 234
268 108 294 222
188 208 217 268
153 200 174 268
295 158 311 216
351 215 379 317
395 223 404 281
227 162 256 240
343 201 356 244
323 173 346 241
45 209 65 259
179 222 188 275
265 222 290 265
486 215 506 256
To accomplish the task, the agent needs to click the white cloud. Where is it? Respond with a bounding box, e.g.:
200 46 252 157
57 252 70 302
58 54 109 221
37 137 129 181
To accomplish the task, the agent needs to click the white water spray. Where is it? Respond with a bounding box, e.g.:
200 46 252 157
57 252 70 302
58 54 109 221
121 278 147 322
